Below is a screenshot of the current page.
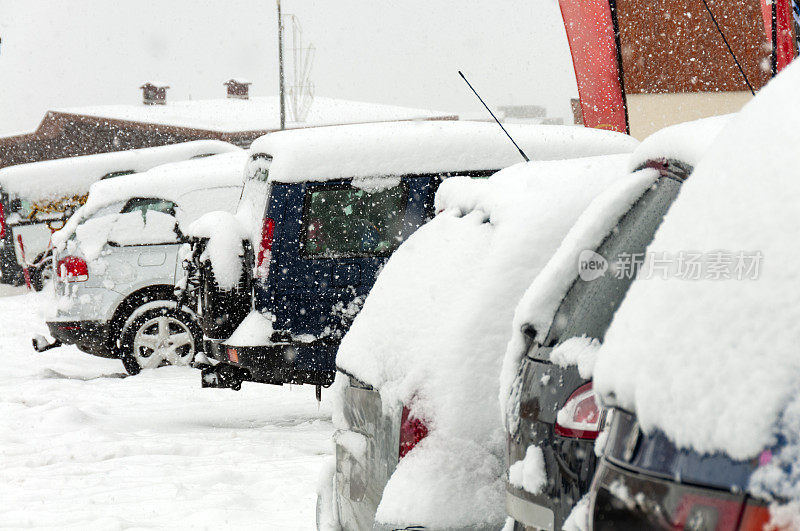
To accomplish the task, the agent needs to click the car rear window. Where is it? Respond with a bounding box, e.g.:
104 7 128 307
121 197 176 219
301 182 406 258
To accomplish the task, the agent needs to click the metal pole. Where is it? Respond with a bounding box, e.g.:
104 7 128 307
278 0 286 129
772 0 779 77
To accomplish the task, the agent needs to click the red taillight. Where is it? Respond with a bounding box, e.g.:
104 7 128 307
399 406 428 459
0 202 6 239
255 217 275 279
739 501 774 530
555 382 602 439
57 256 89 282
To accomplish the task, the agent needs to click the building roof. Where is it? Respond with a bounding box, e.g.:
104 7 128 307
58 96 450 134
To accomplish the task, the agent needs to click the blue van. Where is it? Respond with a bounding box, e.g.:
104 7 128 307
187 121 638 392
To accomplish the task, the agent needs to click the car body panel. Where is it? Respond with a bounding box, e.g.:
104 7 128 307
335 374 401 530
506 167 688 528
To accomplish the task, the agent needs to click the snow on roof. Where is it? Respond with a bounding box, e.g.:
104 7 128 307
251 120 638 183
0 140 240 203
52 151 247 248
59 96 449 133
629 114 733 171
335 154 630 527
497 168 659 415
593 60 800 461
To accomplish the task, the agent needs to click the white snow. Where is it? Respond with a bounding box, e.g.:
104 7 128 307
250 120 638 183
549 336 601 379
627 114 732 171
335 154 629 527
498 169 658 417
508 445 547 495
0 140 240 204
562 495 590 531
188 210 250 291
0 290 333 528
592 59 800 460
226 310 275 347
52 150 247 250
61 96 450 133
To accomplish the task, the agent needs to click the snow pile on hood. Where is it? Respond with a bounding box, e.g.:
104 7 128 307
0 140 239 203
593 60 800 461
249 120 638 183
497 169 658 415
336 154 630 527
628 114 732 171
53 151 247 249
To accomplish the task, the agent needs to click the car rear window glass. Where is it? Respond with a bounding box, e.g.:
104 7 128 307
301 183 406 258
122 197 176 219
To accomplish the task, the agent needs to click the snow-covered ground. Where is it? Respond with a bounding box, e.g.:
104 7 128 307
0 288 332 529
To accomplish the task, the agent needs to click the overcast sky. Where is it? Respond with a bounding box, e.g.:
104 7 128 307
0 0 577 135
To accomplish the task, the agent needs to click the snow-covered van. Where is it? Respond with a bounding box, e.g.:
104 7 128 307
39 151 246 375
588 52 800 531
501 114 730 530
185 121 638 393
0 140 239 289
319 154 631 530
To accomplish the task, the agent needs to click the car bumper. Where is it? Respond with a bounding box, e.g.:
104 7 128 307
201 341 336 388
47 320 115 358
505 484 556 530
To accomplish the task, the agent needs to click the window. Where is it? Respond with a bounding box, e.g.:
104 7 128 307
121 197 176 220
100 170 136 180
302 183 406 258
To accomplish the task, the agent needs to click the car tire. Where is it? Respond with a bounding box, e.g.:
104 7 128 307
119 301 201 376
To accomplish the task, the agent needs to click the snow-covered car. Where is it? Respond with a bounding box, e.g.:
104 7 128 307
0 140 240 290
588 57 800 529
41 151 247 375
500 115 731 530
317 153 633 530
185 120 638 393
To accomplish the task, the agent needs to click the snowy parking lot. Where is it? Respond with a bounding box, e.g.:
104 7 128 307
0 288 332 528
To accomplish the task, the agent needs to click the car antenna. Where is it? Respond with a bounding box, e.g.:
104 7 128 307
458 71 530 162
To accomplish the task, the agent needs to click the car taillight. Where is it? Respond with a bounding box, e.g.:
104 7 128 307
0 202 6 239
57 256 88 282
255 217 275 279
739 501 773 530
399 406 428 459
555 382 602 439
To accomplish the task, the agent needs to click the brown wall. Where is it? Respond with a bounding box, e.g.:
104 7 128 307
616 0 771 94
0 113 268 169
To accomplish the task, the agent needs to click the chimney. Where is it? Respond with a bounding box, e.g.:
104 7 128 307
224 78 252 100
140 82 169 105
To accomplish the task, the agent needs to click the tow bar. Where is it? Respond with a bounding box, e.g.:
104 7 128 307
32 334 62 353
200 362 250 391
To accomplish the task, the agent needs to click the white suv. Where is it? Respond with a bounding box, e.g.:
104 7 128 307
39 151 246 375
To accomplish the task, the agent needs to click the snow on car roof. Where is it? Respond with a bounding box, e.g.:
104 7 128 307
0 140 240 203
628 113 733 171
593 60 800 461
250 120 639 183
59 96 449 133
52 151 248 248
335 154 630 527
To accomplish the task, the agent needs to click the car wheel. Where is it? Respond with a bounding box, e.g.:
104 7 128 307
120 302 201 375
